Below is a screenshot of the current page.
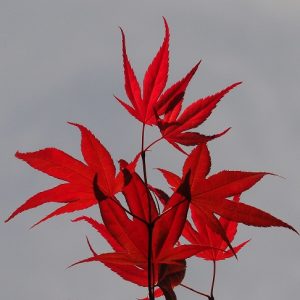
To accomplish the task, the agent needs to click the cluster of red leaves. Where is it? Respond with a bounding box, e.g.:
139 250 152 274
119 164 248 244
7 18 296 300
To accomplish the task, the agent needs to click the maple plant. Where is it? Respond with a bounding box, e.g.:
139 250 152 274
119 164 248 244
6 18 297 300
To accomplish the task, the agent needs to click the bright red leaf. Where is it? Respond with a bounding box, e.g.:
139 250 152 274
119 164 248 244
117 18 240 155
157 82 240 153
183 195 250 261
159 143 297 251
7 18 298 300
6 123 133 226
116 17 170 125
71 173 209 299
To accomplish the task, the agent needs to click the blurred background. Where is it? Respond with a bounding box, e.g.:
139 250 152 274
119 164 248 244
1 1 299 299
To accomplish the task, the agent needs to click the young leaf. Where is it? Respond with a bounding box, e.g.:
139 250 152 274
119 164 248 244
158 82 241 152
116 17 170 125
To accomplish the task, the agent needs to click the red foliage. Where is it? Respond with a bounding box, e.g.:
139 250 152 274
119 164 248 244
7 18 297 300
183 195 250 261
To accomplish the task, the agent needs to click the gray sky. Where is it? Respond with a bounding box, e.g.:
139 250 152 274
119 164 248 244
1 1 299 299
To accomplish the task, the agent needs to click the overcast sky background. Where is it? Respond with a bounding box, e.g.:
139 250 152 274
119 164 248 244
1 1 299 299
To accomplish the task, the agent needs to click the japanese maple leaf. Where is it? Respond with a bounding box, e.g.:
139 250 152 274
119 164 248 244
116 17 241 154
116 17 170 125
159 143 297 251
156 82 240 153
183 195 249 261
117 17 232 131
72 216 186 300
72 172 208 300
5 123 134 226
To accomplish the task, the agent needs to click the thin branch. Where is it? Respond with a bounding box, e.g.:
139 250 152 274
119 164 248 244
152 198 188 225
180 283 210 298
210 260 217 299
141 123 155 300
144 136 164 152
151 189 162 215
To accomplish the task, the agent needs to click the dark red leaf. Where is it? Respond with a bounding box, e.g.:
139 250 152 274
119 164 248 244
153 172 191 259
122 173 158 222
99 198 148 260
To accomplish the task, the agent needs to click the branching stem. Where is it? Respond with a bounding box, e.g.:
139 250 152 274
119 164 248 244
141 123 155 300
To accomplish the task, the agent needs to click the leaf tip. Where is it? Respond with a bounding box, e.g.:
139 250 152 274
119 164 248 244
71 216 81 223
6 206 27 223
4 216 11 223
29 221 39 230
288 224 299 235
162 17 170 42
67 121 77 126
162 16 168 29
86 235 97 256
195 60 202 68
15 150 23 159
119 26 125 41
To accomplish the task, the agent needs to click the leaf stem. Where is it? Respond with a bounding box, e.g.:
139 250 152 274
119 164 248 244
210 260 216 300
111 196 148 225
179 283 210 298
144 136 164 152
152 198 188 225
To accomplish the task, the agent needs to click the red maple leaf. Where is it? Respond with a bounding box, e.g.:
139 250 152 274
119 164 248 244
5 123 135 226
116 17 241 154
183 195 249 261
71 172 209 299
158 143 297 252
116 17 170 125
6 17 298 300
156 82 240 153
